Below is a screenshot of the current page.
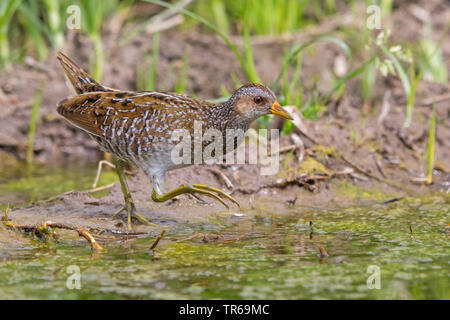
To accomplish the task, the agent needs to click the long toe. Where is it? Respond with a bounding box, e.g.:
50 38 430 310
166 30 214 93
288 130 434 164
131 210 158 227
193 184 240 208
191 187 229 209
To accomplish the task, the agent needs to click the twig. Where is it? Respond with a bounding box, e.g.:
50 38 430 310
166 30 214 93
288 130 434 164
228 11 357 46
340 153 384 183
2 219 103 251
150 229 166 250
271 134 304 164
275 145 298 155
231 175 313 195
396 131 423 154
88 183 116 193
119 0 191 46
284 106 319 145
340 152 414 192
208 168 234 189
372 154 386 179
231 163 353 195
77 228 103 250
318 245 329 258
422 92 450 105
291 133 305 163
93 160 116 188
145 14 183 35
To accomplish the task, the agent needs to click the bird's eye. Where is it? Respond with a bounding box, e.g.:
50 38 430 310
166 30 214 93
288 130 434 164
254 96 263 104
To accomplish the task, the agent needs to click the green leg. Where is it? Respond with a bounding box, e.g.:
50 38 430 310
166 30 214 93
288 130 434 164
112 159 154 230
152 183 240 209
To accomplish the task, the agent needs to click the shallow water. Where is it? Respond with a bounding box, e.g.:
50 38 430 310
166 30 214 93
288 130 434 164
0 189 448 299
0 163 118 210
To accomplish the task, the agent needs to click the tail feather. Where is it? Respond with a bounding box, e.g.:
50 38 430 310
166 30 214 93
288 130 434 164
56 51 115 95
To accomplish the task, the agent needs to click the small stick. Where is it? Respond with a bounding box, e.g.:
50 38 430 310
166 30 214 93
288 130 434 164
92 160 134 188
318 245 329 258
372 154 386 179
409 225 414 239
208 168 234 189
88 183 116 193
273 145 297 155
3 219 103 251
93 160 116 188
77 228 104 251
291 133 305 163
150 229 166 250
145 14 183 35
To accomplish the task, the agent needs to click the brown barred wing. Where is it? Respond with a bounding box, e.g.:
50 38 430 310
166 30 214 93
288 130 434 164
57 91 173 140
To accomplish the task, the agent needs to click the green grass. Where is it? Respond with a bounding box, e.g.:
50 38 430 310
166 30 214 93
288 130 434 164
417 21 449 84
79 0 105 81
146 0 261 83
426 104 436 184
191 0 320 35
0 0 446 130
137 32 161 92
0 0 21 68
404 60 421 128
361 58 377 110
175 46 189 93
149 32 160 91
17 1 49 61
367 29 420 127
26 86 44 165
42 0 65 49
1 0 69 67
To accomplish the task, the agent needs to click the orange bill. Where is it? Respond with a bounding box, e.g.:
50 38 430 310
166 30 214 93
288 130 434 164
270 100 293 120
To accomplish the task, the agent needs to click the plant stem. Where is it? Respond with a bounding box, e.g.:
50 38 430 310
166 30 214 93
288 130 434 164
91 33 104 81
426 104 436 184
147 32 160 91
26 86 44 165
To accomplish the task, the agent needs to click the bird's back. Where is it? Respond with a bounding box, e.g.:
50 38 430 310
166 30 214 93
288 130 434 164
57 52 223 170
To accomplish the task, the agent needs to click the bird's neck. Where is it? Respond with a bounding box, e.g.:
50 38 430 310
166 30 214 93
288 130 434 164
210 101 251 132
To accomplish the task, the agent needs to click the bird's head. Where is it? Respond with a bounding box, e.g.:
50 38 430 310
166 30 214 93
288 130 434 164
229 83 293 123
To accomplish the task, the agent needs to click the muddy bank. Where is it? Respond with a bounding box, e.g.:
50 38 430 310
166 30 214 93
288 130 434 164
0 0 449 247
2 120 448 246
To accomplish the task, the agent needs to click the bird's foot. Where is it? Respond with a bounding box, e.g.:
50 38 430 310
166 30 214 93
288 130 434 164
113 201 158 231
152 184 240 209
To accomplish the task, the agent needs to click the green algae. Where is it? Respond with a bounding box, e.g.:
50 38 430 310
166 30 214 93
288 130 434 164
333 179 400 203
279 156 332 180
0 196 448 299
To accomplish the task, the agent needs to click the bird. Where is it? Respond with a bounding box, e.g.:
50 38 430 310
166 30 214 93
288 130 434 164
56 51 292 230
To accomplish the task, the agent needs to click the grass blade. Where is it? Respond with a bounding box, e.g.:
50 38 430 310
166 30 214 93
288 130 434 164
426 104 436 184
0 0 22 67
148 32 160 91
274 35 352 91
26 86 44 165
145 0 256 83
